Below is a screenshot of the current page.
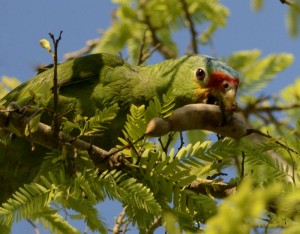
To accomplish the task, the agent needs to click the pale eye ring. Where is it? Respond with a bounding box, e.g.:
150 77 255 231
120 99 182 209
195 68 206 81
223 82 229 89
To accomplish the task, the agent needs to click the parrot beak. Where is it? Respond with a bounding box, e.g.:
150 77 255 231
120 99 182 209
200 71 239 113
221 85 238 112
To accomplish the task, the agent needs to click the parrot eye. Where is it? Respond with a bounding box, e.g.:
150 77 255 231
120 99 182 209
223 81 232 91
223 82 229 89
195 68 206 81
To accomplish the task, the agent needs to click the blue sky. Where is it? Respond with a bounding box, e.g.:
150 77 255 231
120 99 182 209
1 1 299 233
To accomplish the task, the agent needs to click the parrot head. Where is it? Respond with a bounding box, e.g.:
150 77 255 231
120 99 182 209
190 55 240 112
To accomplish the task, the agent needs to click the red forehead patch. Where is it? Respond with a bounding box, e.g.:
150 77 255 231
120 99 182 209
208 71 239 88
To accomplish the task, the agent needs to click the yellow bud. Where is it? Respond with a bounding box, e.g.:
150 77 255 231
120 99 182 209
75 114 84 123
39 39 52 53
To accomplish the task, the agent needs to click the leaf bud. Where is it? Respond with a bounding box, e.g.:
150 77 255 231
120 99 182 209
39 39 52 53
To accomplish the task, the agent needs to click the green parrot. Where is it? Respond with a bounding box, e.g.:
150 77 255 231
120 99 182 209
0 53 240 204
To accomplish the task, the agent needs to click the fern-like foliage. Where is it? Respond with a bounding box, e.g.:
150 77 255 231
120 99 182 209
241 138 297 185
61 103 119 137
280 77 300 122
2 77 299 233
0 183 51 226
39 212 81 234
0 224 11 234
0 76 21 99
226 50 294 97
1 0 300 233
93 0 229 62
108 93 248 231
65 197 106 233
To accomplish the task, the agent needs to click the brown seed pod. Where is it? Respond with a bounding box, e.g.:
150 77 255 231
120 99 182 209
145 104 247 138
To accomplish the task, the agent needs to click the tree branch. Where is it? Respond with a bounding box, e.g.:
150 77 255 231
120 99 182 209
248 128 299 156
146 217 162 234
49 31 63 138
137 31 162 65
64 39 99 60
138 0 176 59
0 104 246 202
146 104 247 139
241 151 245 178
188 179 237 199
180 0 198 54
251 103 300 114
242 95 300 129
113 209 126 234
279 0 300 12
26 219 40 234
0 110 118 166
4 107 290 216
144 14 176 59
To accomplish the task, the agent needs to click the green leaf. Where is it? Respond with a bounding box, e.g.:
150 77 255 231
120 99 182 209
0 183 51 226
177 175 196 187
24 113 42 136
161 89 176 118
226 49 261 71
39 212 81 234
204 178 282 233
0 224 11 234
1 76 21 91
163 212 181 234
227 51 294 96
123 104 147 143
67 197 107 233
286 0 300 37
251 0 264 11
86 103 119 134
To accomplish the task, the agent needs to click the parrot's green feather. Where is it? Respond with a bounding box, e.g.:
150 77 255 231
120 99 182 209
0 53 240 204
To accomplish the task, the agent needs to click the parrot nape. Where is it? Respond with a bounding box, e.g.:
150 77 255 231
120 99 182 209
0 53 240 204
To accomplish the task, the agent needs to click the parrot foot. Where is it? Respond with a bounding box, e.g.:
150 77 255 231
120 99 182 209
107 148 124 167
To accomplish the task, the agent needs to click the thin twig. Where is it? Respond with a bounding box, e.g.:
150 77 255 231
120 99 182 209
248 128 299 156
26 219 40 234
207 172 227 180
145 16 176 59
138 43 161 65
121 221 130 234
126 137 141 164
137 30 147 65
255 103 300 113
286 148 296 185
146 217 162 234
280 0 292 5
49 31 63 138
138 0 176 59
83 226 89 234
178 131 185 151
106 135 145 157
64 39 99 60
0 110 116 164
113 209 126 234
242 95 300 130
188 179 237 198
158 137 167 154
166 132 175 151
180 0 198 54
241 151 245 178
279 0 300 12
137 30 162 65
158 132 175 155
